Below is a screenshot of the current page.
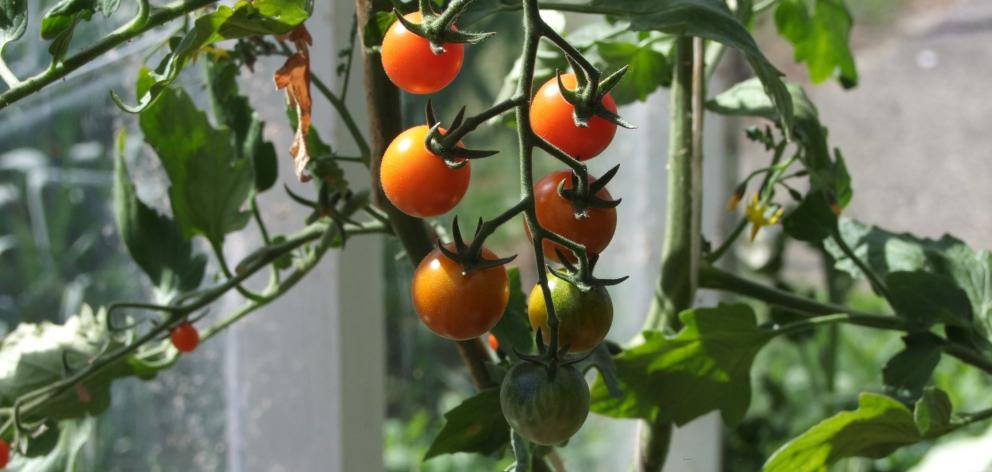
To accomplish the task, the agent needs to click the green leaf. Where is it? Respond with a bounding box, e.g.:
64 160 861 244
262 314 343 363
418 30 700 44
827 218 992 344
362 10 395 49
882 334 941 402
40 0 118 40
782 191 836 242
423 389 509 460
913 387 953 437
114 0 310 113
207 58 279 192
579 0 794 128
491 268 533 358
590 304 771 426
0 306 131 421
775 0 858 87
594 34 671 104
762 393 921 472
139 86 253 245
0 0 28 54
575 343 622 399
885 271 973 328
6 419 95 472
113 131 206 301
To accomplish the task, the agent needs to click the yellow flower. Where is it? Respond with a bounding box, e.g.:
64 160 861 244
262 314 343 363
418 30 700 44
745 194 784 241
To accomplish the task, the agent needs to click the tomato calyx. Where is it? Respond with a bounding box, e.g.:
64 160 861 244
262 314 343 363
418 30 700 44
549 253 628 291
423 100 501 168
554 64 635 129
557 164 622 219
513 330 596 380
437 216 517 274
392 1 494 55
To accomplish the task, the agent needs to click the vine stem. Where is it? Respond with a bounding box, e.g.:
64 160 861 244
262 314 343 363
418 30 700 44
0 0 220 110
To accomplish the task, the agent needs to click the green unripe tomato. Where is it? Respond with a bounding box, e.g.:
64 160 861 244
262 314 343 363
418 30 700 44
500 362 590 446
527 272 613 352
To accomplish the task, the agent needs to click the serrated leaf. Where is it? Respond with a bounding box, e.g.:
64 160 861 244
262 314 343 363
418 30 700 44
594 35 671 104
423 389 509 460
491 268 532 358
0 0 28 54
116 0 310 113
40 0 118 40
882 334 941 402
138 86 253 245
590 304 771 426
763 393 921 472
207 58 279 192
775 0 858 87
113 131 206 302
826 218 992 345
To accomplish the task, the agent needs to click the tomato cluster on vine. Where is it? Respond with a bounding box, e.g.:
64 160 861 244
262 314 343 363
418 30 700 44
378 3 631 447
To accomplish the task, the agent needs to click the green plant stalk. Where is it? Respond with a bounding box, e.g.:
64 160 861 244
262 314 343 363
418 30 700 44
354 0 495 390
639 35 699 472
0 0 220 110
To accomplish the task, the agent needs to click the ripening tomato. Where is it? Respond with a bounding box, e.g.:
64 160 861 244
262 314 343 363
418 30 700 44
0 438 9 469
170 322 200 353
500 362 590 445
528 170 617 262
411 244 509 340
488 334 500 352
381 12 464 94
381 125 471 218
528 271 613 352
530 73 618 160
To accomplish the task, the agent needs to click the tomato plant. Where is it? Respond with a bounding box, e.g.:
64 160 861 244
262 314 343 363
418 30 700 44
500 362 590 446
381 11 464 94
170 322 200 353
527 271 613 353
1 0 988 470
411 244 509 340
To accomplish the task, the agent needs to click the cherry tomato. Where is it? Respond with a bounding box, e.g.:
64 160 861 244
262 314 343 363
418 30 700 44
381 11 464 94
411 244 509 340
527 271 613 352
528 170 617 262
381 125 471 218
530 73 618 160
488 334 500 351
500 362 590 445
170 322 200 353
0 438 9 469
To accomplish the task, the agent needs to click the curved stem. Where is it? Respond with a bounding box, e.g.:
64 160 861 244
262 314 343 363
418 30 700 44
0 0 220 110
830 227 892 301
311 74 371 162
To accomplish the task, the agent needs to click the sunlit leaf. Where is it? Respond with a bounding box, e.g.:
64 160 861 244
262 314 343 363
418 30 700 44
423 389 509 460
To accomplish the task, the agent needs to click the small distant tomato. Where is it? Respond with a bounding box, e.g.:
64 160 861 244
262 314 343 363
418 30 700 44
381 125 471 218
0 438 9 469
381 12 464 94
170 322 200 353
528 170 617 262
488 334 500 351
530 73 618 160
411 244 509 340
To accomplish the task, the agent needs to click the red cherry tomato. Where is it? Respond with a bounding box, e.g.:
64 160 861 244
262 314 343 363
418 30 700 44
528 170 617 262
0 438 9 469
381 125 471 218
530 73 618 160
170 322 200 353
381 11 464 94
488 334 500 351
411 244 509 340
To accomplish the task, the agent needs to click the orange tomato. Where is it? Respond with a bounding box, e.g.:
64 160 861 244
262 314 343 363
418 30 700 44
528 170 617 262
381 125 471 217
530 73 618 160
381 12 464 94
